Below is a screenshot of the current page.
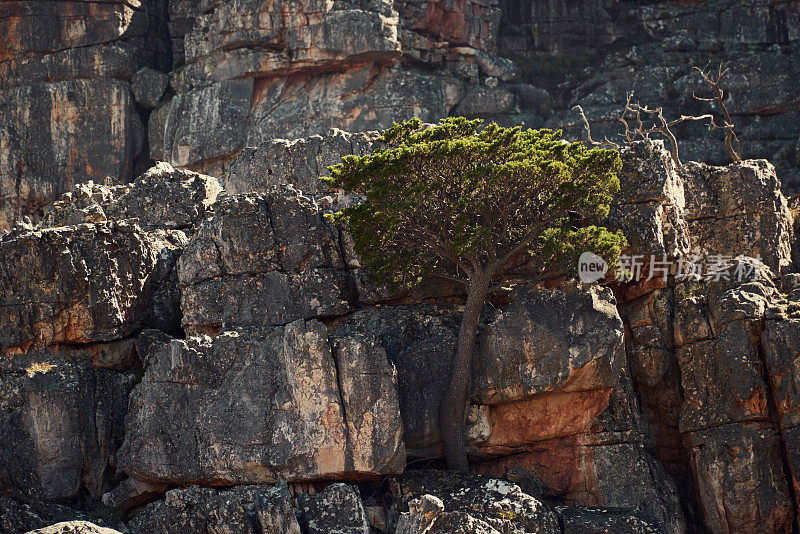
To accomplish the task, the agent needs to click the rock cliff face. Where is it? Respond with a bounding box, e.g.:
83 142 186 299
1 1 800 533
1 0 798 232
2 133 799 534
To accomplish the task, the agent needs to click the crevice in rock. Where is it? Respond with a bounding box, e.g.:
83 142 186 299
754 320 800 532
330 344 354 474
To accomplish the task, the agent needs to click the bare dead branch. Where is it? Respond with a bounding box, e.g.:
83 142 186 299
573 105 621 149
693 65 742 162
574 64 742 167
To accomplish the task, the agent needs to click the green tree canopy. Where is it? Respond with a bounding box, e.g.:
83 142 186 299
324 117 625 290
323 117 626 471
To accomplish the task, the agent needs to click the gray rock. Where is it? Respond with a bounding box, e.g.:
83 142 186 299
222 129 378 196
149 79 252 167
40 162 222 232
118 322 405 485
332 305 460 456
557 506 663 534
297 483 370 534
473 284 623 405
0 79 144 231
684 423 793 534
682 159 793 274
177 189 351 334
455 84 516 117
131 68 169 109
606 140 690 258
101 478 168 512
127 483 301 534
0 221 184 350
475 52 519 82
391 470 561 534
0 351 134 502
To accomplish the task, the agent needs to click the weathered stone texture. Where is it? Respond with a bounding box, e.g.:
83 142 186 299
606 140 690 258
0 80 145 231
40 162 221 232
682 159 793 274
473 284 622 405
557 506 663 534
177 190 352 334
0 222 184 350
297 483 370 534
221 129 378 196
118 322 406 485
392 471 561 534
0 349 134 502
127 483 301 534
684 424 793 534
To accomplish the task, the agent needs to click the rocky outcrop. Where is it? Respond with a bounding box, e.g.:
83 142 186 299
612 142 799 532
127 483 301 534
0 348 134 502
391 471 561 534
177 189 352 335
119 323 406 485
220 129 378 196
0 0 169 231
3 106 800 534
682 159 793 274
0 222 185 351
40 163 222 232
2 0 798 234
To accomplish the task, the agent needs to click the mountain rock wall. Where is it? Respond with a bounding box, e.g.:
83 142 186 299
1 0 798 232
1 135 799 534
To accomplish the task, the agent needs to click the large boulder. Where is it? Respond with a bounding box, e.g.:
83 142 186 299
118 322 405 485
177 190 352 335
477 440 685 534
127 483 301 534
684 424 793 534
40 163 222 232
681 159 793 274
0 221 185 351
331 304 460 456
605 140 690 258
473 284 622 405
222 129 377 196
0 348 134 502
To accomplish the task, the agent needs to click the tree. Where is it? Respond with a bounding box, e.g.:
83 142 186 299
323 117 626 471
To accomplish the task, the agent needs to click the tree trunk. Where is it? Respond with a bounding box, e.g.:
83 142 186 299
439 271 492 472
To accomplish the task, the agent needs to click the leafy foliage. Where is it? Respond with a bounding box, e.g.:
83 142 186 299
323 117 625 289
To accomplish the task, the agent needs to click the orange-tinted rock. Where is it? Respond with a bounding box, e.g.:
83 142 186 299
476 437 685 533
478 389 613 456
684 423 793 534
472 284 623 405
0 79 144 232
0 222 184 351
118 323 406 485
